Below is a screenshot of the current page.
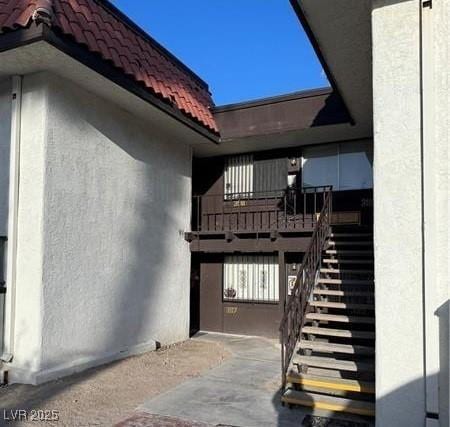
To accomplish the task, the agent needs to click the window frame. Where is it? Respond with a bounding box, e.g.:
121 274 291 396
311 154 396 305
222 255 280 304
301 141 373 192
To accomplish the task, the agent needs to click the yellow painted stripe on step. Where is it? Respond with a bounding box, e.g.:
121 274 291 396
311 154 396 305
281 396 375 417
287 375 375 394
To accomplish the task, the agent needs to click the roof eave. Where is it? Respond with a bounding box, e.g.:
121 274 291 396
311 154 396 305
0 23 220 143
289 0 355 126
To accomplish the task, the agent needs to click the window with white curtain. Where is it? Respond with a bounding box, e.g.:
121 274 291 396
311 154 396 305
224 155 288 198
302 141 373 191
223 255 279 303
224 155 254 197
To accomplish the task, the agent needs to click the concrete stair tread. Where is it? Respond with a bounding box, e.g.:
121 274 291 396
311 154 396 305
318 278 374 285
299 340 375 355
281 389 375 417
302 326 375 339
306 313 375 324
313 289 373 297
325 250 374 255
287 371 375 394
324 259 374 264
310 301 374 310
330 233 373 238
320 268 374 274
302 367 360 379
327 241 373 246
293 355 375 373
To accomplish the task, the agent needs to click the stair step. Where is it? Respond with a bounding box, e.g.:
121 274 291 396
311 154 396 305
328 241 373 246
302 367 360 380
302 326 375 339
324 259 374 265
299 340 375 355
320 268 374 274
293 355 375 373
310 301 374 310
306 313 375 324
325 250 374 256
313 289 373 297
281 389 375 417
287 372 375 394
318 278 374 285
330 233 373 238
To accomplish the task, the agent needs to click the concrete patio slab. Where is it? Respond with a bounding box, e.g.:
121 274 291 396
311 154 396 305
139 332 307 427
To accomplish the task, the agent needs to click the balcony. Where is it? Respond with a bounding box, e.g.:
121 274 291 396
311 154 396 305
191 186 332 236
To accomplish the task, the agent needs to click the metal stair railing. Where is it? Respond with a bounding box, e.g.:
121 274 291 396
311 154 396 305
279 186 333 389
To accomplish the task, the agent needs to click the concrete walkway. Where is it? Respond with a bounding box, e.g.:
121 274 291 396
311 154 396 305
138 332 307 427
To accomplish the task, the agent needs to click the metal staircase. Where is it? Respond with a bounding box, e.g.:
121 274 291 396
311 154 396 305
280 194 375 419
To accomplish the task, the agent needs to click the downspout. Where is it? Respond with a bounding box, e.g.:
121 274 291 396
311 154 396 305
2 76 22 366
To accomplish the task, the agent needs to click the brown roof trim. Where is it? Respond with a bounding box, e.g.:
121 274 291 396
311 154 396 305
213 89 350 140
0 20 46 53
213 87 334 113
95 0 210 90
289 0 355 126
0 23 219 144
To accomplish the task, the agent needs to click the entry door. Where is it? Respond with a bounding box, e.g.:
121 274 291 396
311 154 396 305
222 255 280 337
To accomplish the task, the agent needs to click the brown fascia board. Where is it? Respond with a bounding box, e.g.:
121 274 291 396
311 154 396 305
0 24 220 144
289 0 355 126
212 87 334 113
213 88 351 140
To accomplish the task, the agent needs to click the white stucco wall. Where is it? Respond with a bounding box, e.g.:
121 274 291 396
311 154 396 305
373 1 450 426
372 1 425 426
423 1 450 425
0 78 11 236
11 72 192 384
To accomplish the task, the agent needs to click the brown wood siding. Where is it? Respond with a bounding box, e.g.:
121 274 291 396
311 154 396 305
190 237 311 253
222 302 281 337
199 255 223 333
197 252 305 338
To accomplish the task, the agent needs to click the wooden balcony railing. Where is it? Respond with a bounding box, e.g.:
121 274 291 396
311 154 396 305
279 187 332 388
192 186 332 234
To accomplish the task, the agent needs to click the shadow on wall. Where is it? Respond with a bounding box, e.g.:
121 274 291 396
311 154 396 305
311 92 351 128
269 300 450 427
3 74 191 414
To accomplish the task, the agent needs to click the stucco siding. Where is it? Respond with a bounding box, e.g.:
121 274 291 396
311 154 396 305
372 1 425 426
12 73 48 382
11 72 192 384
424 1 450 424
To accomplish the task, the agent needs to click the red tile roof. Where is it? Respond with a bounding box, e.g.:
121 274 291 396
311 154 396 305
0 0 218 134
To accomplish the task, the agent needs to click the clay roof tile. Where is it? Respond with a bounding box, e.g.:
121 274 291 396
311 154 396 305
0 0 218 134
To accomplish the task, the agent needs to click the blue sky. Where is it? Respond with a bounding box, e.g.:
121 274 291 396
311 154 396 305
112 1 327 105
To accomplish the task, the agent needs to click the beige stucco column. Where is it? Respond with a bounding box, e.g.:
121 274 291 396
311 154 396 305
372 1 450 426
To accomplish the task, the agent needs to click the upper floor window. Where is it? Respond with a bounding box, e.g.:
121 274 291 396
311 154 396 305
302 140 373 191
224 155 288 198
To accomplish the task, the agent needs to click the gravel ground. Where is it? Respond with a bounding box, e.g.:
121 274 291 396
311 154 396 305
302 415 370 427
0 340 230 427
